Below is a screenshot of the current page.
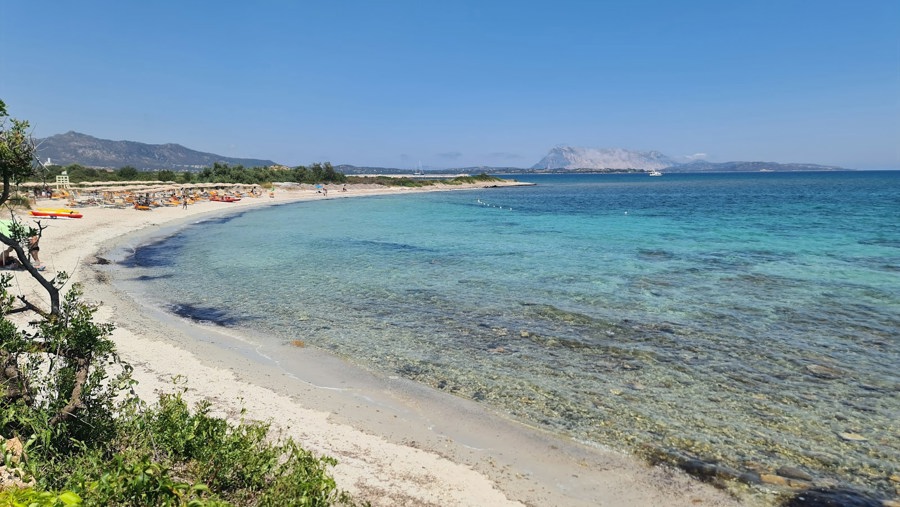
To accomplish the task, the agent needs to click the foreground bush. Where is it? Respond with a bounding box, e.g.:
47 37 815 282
33 391 355 506
0 276 361 506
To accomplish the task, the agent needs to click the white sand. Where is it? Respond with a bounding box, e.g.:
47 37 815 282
6 182 746 506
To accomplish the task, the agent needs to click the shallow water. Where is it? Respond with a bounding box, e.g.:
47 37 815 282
119 172 900 501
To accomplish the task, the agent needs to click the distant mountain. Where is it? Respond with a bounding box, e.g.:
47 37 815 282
528 145 850 173
36 131 277 171
33 133 851 174
662 160 846 173
532 146 676 171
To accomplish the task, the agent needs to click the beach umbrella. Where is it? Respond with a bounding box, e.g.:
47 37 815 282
0 220 26 241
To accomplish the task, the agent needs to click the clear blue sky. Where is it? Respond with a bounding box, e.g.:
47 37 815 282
2 1 898 169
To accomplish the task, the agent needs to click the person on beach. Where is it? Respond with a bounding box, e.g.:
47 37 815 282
28 235 43 268
1 234 44 270
1 252 21 269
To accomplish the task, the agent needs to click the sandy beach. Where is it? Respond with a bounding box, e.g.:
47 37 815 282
6 182 746 507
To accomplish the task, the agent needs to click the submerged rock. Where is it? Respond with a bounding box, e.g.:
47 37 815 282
838 432 868 442
777 466 814 482
738 471 762 485
761 473 790 487
677 459 741 483
806 364 844 379
779 487 884 507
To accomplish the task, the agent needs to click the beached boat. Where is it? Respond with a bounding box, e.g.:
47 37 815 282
133 204 151 211
210 195 241 202
30 208 83 219
648 170 663 176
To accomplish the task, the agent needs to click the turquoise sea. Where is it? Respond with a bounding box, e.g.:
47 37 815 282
119 172 899 501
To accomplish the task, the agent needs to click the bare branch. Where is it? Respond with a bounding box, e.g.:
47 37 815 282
49 357 89 426
15 294 50 319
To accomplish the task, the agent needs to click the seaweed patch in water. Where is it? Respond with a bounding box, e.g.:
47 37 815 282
192 212 248 226
133 274 175 281
857 237 900 249
120 240 187 268
636 248 676 261
168 302 244 326
351 239 435 253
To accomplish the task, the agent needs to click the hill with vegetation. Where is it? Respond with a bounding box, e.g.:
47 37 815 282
37 131 277 171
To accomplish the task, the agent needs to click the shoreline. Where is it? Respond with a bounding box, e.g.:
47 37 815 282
10 182 746 506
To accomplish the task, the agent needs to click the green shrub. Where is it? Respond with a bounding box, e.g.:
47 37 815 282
138 392 352 505
0 488 82 506
447 173 501 184
0 277 362 506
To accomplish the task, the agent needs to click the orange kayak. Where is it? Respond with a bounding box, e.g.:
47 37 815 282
30 208 83 219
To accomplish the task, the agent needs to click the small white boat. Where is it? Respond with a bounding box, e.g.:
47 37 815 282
648 170 663 176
